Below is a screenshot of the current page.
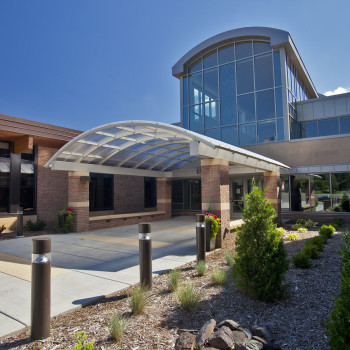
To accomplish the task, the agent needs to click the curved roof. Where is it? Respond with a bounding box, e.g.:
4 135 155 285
172 26 317 98
45 121 289 177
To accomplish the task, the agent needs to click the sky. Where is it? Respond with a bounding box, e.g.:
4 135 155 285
0 0 349 131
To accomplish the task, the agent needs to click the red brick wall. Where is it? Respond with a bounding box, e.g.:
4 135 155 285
264 171 281 223
37 146 68 228
157 178 172 219
114 175 145 214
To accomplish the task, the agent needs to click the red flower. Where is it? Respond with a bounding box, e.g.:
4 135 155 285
66 208 73 213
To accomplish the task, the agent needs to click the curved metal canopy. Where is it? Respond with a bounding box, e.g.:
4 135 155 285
45 121 289 177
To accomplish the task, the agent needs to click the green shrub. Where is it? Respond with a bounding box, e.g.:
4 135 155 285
341 193 350 212
319 224 336 239
297 227 308 233
0 224 5 233
276 227 287 236
326 229 350 348
225 250 235 267
211 267 226 285
129 286 147 315
71 331 95 350
331 218 344 230
108 314 127 342
177 282 201 311
305 219 317 228
233 182 289 301
296 218 306 225
306 236 327 251
26 219 46 231
195 260 207 276
284 233 300 241
302 244 320 259
167 269 181 292
292 223 303 230
292 251 312 268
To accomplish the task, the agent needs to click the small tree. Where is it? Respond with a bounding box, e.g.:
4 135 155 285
233 182 289 301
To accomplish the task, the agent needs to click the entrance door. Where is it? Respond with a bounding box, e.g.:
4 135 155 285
231 179 245 217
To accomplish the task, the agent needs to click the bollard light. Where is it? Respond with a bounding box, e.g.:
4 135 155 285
139 223 152 289
31 237 51 340
17 207 24 237
196 214 206 263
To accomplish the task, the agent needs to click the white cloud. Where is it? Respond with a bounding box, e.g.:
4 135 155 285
324 87 350 96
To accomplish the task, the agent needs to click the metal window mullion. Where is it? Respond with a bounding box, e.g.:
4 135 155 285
330 172 333 210
252 46 257 143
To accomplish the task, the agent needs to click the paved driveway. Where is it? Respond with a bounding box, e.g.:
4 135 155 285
0 216 196 338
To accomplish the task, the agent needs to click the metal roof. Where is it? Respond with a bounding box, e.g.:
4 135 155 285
45 120 289 177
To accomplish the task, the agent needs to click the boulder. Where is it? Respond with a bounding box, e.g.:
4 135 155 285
251 324 274 343
175 332 196 350
217 319 242 331
196 319 216 348
208 326 234 349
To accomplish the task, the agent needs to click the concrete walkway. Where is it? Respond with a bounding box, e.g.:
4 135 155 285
0 216 198 338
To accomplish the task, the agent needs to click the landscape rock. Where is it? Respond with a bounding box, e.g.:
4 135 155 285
196 319 216 348
217 319 241 331
208 326 234 349
231 330 246 343
241 327 253 341
251 324 274 343
244 339 264 350
252 335 269 349
175 331 196 350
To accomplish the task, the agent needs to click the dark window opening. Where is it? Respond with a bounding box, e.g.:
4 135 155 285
172 179 201 211
144 177 156 208
89 173 113 211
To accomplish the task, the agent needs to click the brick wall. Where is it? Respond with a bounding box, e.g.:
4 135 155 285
264 171 281 223
157 178 172 219
37 146 68 228
114 175 145 214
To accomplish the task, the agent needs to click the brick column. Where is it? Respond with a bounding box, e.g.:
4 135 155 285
68 171 90 232
264 171 281 224
201 159 230 248
157 178 172 219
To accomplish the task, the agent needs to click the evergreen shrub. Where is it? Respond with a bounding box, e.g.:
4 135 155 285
302 244 320 259
292 251 312 268
319 224 335 240
26 219 46 231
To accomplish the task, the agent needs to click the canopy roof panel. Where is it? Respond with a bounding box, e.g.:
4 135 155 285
45 121 289 177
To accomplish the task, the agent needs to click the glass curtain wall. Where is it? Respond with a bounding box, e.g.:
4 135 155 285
183 40 284 146
0 142 10 212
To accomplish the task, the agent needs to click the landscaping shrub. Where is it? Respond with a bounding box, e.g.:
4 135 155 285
341 193 350 212
233 182 289 301
302 244 320 259
319 224 336 240
326 229 350 349
211 267 226 285
71 331 95 350
331 218 344 230
108 314 127 342
225 250 235 267
129 286 147 315
26 219 46 231
296 218 306 225
0 224 5 233
167 269 181 292
276 227 287 236
306 236 327 251
292 251 312 268
284 233 300 241
297 227 308 233
195 260 207 276
292 223 303 230
305 219 317 228
177 282 201 311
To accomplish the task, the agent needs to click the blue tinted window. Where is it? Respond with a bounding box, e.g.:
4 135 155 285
256 89 275 121
235 41 252 60
204 101 219 129
277 118 284 141
218 44 235 64
183 107 189 129
340 116 350 134
254 53 273 91
236 58 254 94
203 50 217 69
219 64 236 125
189 73 202 105
237 93 255 123
183 77 188 106
303 121 318 138
273 51 281 86
205 128 220 140
319 118 339 136
275 87 283 117
258 120 276 143
253 41 271 55
222 126 238 145
204 68 218 101
239 124 256 145
188 58 202 73
189 104 203 131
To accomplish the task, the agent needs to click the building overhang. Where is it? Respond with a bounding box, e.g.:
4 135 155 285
45 120 289 177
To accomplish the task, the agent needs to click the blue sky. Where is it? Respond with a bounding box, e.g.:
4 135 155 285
0 0 349 131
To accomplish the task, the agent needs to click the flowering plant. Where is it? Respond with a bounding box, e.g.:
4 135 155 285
202 211 221 238
56 207 74 233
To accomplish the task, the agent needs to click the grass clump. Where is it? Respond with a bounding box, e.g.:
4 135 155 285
71 331 95 350
292 251 312 268
0 224 5 233
108 314 127 343
177 282 201 311
305 219 317 228
319 224 335 240
167 269 181 292
302 244 320 259
129 286 147 315
225 250 235 267
26 219 46 231
195 260 207 276
211 267 226 285
297 227 308 233
284 233 300 241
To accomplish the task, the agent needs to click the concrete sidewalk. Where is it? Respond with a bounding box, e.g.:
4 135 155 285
0 216 197 338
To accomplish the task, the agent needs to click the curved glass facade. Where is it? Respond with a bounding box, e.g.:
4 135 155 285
182 40 284 146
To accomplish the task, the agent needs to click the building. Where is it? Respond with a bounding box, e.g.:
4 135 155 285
1 27 349 241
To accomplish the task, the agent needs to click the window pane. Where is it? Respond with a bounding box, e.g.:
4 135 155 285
89 173 113 211
340 116 350 134
203 50 217 69
237 93 255 123
273 51 281 86
204 101 219 129
277 118 284 141
236 58 254 94
280 175 290 212
188 58 202 73
253 41 271 55
205 128 220 140
254 53 274 90
189 72 202 105
239 123 256 145
303 121 318 138
258 120 276 143
332 173 350 212
256 89 275 120
144 177 156 208
275 87 283 117
204 68 218 102
189 104 203 131
218 44 235 64
183 76 188 106
219 63 237 125
318 118 339 136
222 126 238 145
235 41 252 60
290 174 311 211
0 187 9 212
311 174 330 212
190 180 201 210
183 107 189 129
172 180 183 210
0 142 10 158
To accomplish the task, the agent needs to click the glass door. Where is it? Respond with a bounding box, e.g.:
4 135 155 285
231 179 245 215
